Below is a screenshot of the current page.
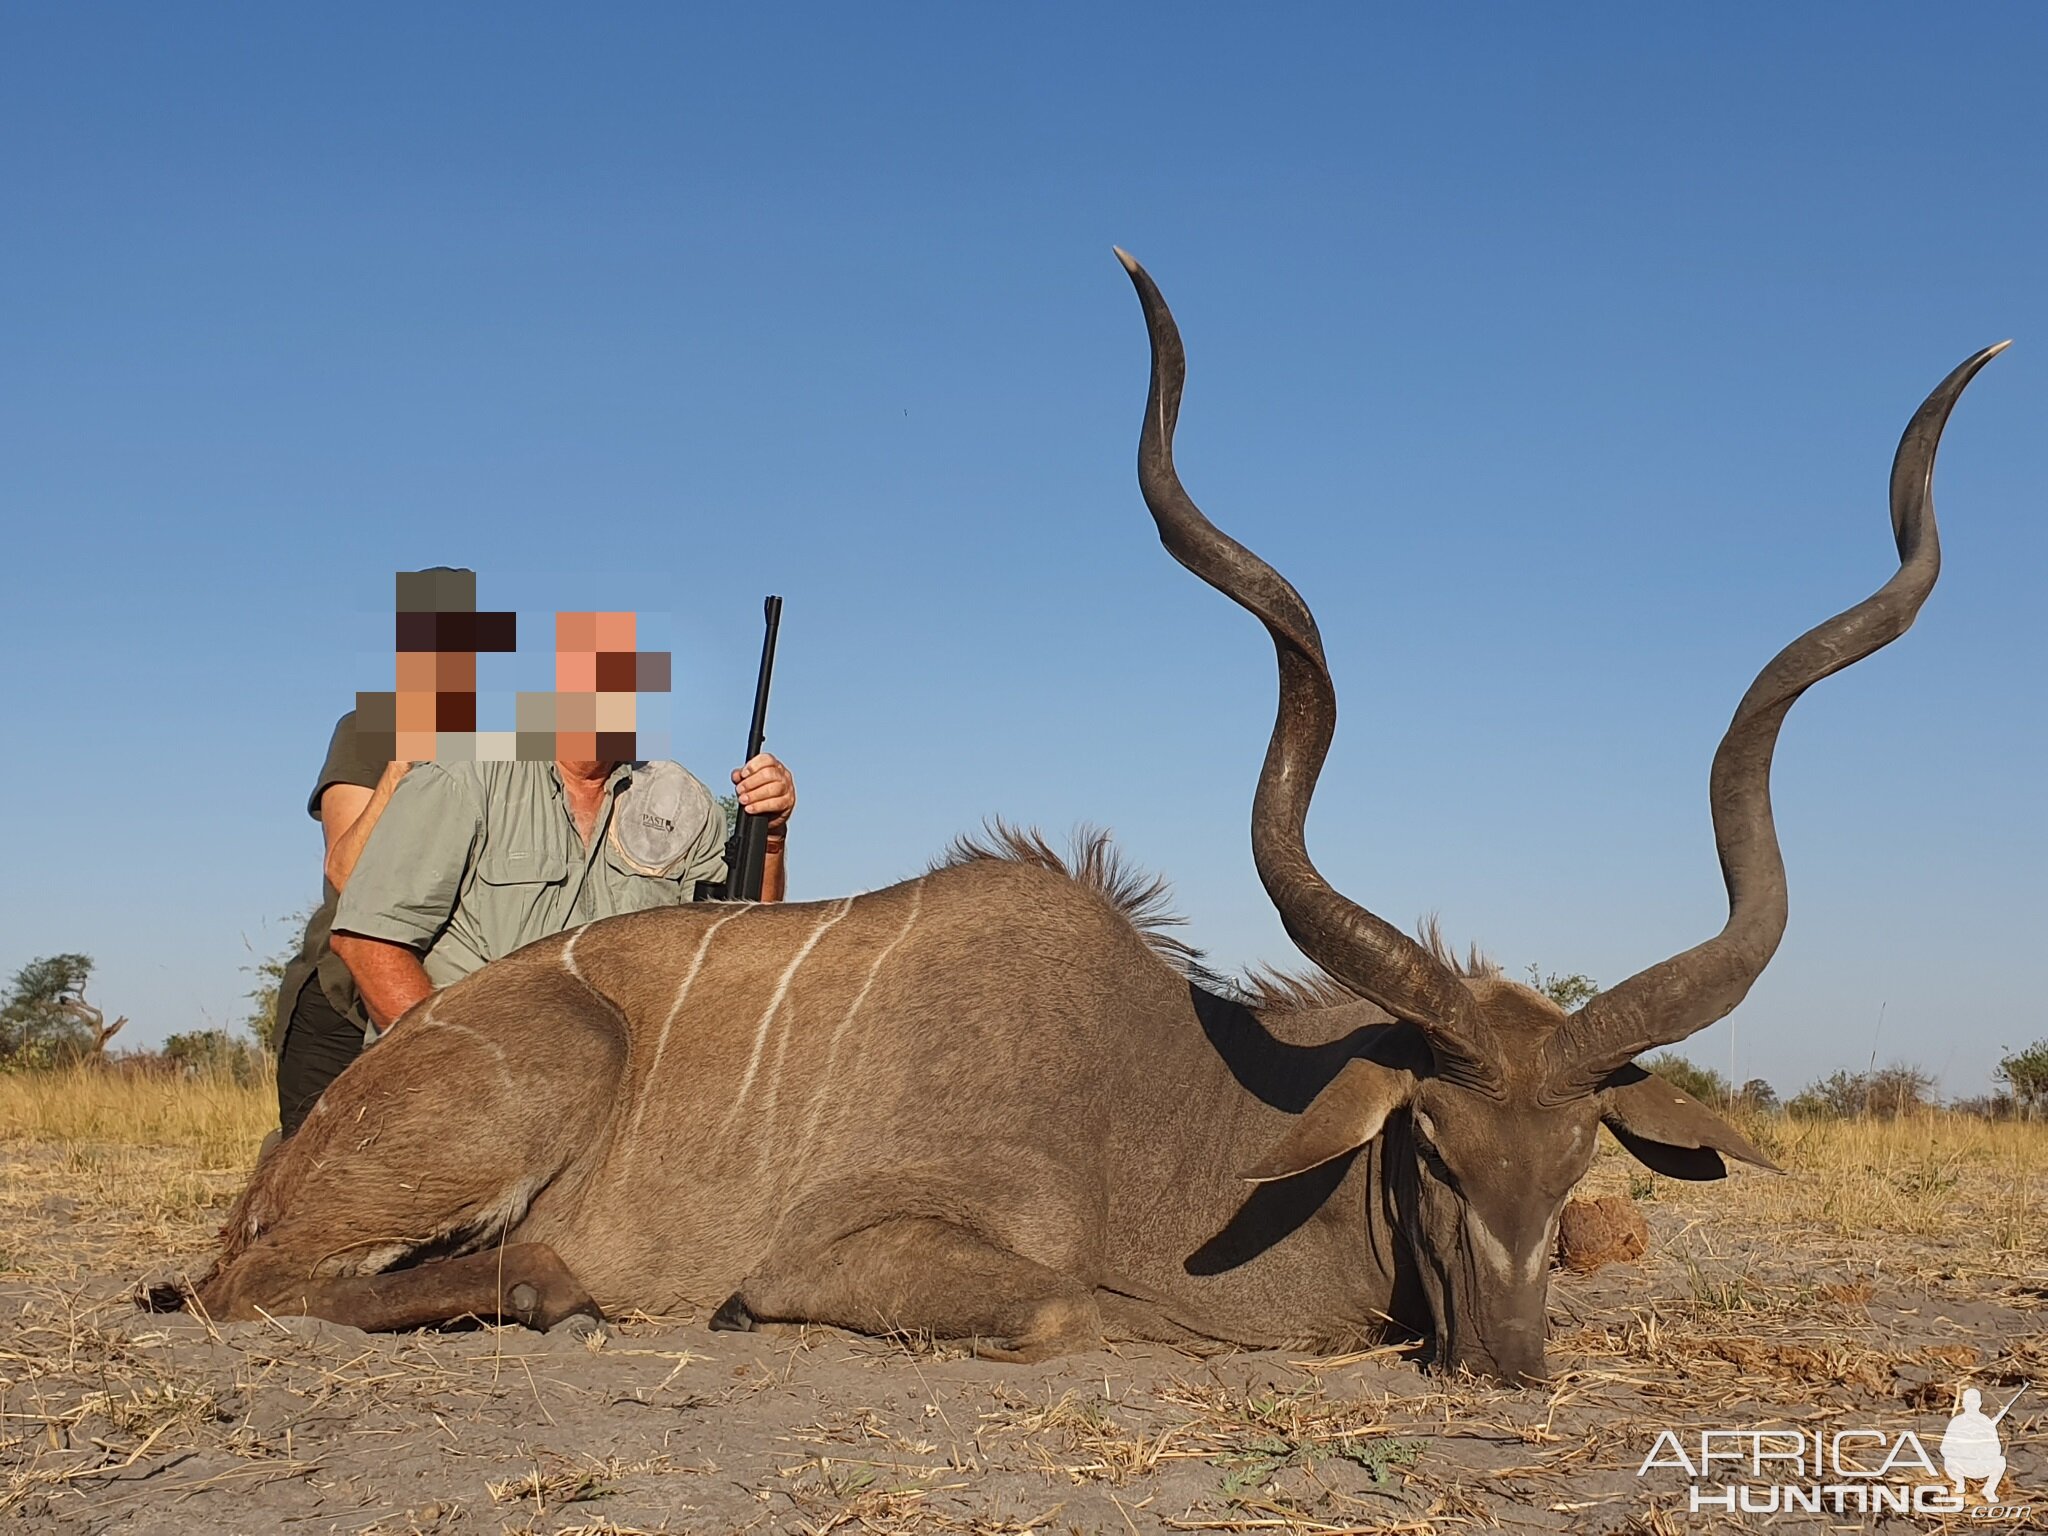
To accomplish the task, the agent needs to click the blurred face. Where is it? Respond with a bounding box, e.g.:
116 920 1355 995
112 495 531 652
359 569 516 762
393 644 478 761
550 611 668 764
356 577 673 765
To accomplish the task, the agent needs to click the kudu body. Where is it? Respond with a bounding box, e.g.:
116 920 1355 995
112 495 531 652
194 257 2002 1382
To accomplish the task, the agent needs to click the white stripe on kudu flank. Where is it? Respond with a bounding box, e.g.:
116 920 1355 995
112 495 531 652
724 897 855 1132
628 903 755 1146
797 880 922 1159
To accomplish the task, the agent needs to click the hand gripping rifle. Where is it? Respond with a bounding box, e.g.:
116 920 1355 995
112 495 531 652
705 595 783 901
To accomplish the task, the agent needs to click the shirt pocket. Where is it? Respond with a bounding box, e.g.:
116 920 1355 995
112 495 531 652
602 841 698 913
476 846 576 887
474 845 578 953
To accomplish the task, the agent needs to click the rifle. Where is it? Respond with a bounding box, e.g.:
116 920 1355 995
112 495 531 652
706 595 783 901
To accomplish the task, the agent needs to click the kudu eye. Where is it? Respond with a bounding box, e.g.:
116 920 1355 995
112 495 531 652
1410 1117 1459 1189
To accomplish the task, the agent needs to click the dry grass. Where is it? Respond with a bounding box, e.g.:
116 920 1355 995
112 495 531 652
0 1065 276 1285
1574 1108 2046 1291
0 1061 275 1163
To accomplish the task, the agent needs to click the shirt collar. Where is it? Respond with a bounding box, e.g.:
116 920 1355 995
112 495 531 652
545 761 637 798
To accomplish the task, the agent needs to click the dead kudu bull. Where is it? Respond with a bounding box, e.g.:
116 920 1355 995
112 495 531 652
190 257 2003 1384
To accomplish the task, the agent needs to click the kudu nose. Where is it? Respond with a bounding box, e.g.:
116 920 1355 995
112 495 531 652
1497 1350 1551 1388
1445 1318 1550 1387
1450 1344 1549 1387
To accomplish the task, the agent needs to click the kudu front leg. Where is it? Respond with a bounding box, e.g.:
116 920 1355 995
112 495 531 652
712 1216 1102 1362
201 1243 599 1333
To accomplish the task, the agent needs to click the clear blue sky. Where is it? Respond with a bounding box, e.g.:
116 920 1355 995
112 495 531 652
3 5 2042 1098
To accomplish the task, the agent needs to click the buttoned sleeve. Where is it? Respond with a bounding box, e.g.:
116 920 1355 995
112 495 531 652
332 763 483 950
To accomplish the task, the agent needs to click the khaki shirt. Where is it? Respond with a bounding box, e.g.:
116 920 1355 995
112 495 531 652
333 760 728 988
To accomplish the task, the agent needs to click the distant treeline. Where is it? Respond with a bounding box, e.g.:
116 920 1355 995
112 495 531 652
1533 967 2047 1121
2 948 277 1081
1643 1050 2046 1122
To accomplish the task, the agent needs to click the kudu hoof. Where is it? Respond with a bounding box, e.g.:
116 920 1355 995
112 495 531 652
709 1292 756 1332
135 1270 195 1314
484 1244 601 1331
548 1312 604 1343
503 1279 599 1332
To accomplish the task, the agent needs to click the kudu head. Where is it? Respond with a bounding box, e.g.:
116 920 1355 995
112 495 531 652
1116 248 2004 1385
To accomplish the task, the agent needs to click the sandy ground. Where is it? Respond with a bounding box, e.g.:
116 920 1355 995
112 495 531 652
2 1133 2043 1535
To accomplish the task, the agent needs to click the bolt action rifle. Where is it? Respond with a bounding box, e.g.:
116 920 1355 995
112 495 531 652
700 595 783 901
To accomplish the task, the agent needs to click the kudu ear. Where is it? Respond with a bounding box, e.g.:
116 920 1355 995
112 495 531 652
1600 1064 1782 1180
1240 1059 1414 1184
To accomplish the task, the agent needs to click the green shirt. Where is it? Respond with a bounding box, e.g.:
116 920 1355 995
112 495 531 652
276 711 389 1040
332 760 728 988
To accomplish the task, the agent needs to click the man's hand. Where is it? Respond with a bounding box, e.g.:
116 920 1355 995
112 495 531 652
732 753 796 832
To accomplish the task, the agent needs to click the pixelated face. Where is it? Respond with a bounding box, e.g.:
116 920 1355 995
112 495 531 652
355 575 669 765
525 611 670 764
356 568 516 762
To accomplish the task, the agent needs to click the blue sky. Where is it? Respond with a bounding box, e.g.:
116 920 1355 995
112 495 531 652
2 5 2042 1098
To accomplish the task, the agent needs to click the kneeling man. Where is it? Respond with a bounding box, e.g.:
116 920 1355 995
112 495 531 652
333 749 794 1031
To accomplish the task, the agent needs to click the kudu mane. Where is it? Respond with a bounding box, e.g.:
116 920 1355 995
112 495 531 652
934 819 1493 1016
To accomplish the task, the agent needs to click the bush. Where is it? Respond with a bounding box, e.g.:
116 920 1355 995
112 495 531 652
1642 1052 1733 1108
1735 1077 1779 1113
1524 967 1601 1012
1949 1093 2021 1121
161 1029 266 1084
1 954 100 1068
240 907 313 1055
1995 1041 2048 1120
1788 1062 1936 1120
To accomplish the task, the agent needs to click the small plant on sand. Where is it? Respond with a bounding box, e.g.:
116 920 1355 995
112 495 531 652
1212 1429 1422 1497
488 1463 615 1508
1680 1250 1758 1314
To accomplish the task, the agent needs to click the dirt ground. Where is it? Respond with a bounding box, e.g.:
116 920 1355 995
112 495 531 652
2 1119 2043 1535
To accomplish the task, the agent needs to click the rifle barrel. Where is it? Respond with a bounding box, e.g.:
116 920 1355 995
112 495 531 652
746 595 783 763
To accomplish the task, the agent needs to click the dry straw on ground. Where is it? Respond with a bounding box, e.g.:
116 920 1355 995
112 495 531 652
2 1064 2042 1533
